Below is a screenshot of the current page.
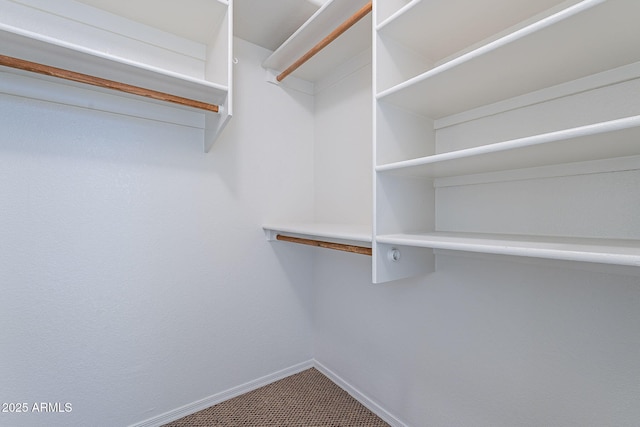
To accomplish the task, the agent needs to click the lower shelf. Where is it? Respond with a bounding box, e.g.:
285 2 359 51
376 232 640 267
263 223 372 255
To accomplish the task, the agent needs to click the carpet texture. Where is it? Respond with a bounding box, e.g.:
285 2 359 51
162 368 390 426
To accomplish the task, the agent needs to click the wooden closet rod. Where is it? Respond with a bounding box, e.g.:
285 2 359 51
277 1 372 82
276 234 372 256
0 54 219 113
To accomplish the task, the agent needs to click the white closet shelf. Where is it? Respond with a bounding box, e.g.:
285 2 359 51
377 0 565 67
0 25 229 111
376 0 640 119
376 115 640 177
376 232 640 267
262 0 371 83
263 223 372 244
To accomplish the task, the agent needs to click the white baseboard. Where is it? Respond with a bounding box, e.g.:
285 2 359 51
130 359 314 427
313 359 409 427
130 358 407 427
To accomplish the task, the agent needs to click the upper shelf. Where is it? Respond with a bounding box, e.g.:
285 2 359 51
377 0 567 68
262 0 371 83
376 115 640 177
0 24 228 107
0 0 232 152
377 0 640 120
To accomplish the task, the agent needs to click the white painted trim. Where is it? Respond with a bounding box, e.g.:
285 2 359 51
313 359 409 427
128 359 408 427
129 360 315 427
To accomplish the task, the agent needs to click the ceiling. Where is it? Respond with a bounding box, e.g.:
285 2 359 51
234 0 327 51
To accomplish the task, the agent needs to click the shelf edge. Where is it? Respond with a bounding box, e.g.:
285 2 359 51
263 223 372 243
376 0 421 31
376 115 640 174
376 234 640 267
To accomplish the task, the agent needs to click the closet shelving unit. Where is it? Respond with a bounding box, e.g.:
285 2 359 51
0 0 233 152
262 0 373 255
373 0 640 282
376 0 639 118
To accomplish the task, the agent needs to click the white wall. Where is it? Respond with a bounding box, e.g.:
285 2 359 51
314 62 372 226
0 38 315 427
313 251 640 427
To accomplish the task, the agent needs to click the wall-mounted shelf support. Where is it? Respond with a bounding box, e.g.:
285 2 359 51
0 54 220 113
276 0 371 82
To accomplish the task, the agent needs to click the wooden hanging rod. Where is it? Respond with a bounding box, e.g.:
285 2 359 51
277 1 372 82
276 234 372 256
0 54 219 113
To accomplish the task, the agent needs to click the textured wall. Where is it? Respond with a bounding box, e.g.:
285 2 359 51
313 251 640 427
0 38 315 426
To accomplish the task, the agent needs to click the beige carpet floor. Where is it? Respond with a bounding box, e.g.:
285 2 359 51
162 368 390 426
